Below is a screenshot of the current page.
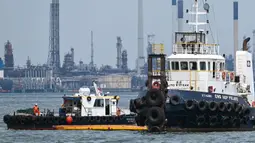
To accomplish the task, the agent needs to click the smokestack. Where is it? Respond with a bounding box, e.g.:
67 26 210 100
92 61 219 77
90 31 94 66
137 0 145 74
172 0 177 32
253 30 255 72
172 0 177 52
178 0 183 32
233 1 238 72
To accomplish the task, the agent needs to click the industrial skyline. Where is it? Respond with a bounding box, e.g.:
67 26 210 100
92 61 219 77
1 0 255 69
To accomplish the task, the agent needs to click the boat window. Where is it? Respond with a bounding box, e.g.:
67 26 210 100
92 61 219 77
94 99 104 107
171 61 179 70
208 62 211 70
180 62 188 70
220 62 224 71
189 61 197 70
213 61 216 78
200 61 206 70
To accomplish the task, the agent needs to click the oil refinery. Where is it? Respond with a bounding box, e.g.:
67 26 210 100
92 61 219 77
0 0 242 93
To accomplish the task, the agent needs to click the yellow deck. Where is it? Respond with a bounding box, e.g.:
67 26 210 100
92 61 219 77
53 125 147 131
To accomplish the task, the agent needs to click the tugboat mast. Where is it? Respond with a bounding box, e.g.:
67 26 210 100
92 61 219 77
187 0 208 33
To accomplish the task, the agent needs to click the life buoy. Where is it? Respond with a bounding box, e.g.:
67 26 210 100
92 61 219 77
87 96 91 102
230 72 234 81
222 72 226 80
152 81 160 89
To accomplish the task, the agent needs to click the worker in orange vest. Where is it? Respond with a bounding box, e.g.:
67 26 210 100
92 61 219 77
33 103 40 116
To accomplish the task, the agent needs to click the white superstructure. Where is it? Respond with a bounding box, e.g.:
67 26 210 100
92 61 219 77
164 0 255 105
61 82 130 117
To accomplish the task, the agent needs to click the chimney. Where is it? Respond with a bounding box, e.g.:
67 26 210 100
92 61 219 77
233 1 238 72
137 0 145 75
178 0 184 32
172 0 177 52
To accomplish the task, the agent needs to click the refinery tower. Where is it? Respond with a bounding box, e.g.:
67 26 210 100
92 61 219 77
47 0 60 75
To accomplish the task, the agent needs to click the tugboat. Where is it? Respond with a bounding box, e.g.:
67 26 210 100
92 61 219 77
3 82 136 130
130 0 255 132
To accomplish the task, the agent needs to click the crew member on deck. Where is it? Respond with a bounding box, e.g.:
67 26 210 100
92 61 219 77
33 103 40 116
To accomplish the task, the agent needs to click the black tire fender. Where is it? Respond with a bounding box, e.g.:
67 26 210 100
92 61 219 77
208 101 218 112
196 115 206 126
146 107 165 126
170 95 180 106
226 103 232 112
218 102 225 112
209 116 218 126
198 100 208 111
221 116 230 126
243 108 250 115
185 100 195 110
145 89 165 106
3 115 11 124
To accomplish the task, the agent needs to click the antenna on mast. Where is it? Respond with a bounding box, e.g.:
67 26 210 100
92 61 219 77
186 0 209 33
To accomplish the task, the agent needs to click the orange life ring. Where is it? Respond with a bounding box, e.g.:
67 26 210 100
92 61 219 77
230 72 234 81
252 101 255 107
222 72 226 80
116 107 121 116
152 81 160 89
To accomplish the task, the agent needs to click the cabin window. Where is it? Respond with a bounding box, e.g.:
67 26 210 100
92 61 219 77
94 99 104 107
208 62 211 70
189 61 197 70
171 61 179 70
213 62 216 78
220 62 224 71
200 62 206 70
180 62 188 70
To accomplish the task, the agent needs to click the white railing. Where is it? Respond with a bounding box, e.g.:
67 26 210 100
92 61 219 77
172 43 219 55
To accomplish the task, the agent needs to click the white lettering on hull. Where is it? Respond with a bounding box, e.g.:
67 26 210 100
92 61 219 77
201 94 239 101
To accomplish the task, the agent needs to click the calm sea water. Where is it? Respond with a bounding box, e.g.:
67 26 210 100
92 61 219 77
0 92 255 143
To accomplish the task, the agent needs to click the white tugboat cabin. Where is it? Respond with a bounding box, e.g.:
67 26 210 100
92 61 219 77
59 83 130 117
163 0 255 105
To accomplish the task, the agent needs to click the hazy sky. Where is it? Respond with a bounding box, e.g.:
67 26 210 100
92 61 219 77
0 0 255 69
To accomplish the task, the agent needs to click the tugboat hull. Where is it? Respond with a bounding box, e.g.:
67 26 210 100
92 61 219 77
3 114 136 130
131 89 255 132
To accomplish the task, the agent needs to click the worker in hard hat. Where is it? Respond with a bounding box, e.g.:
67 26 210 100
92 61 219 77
33 103 40 116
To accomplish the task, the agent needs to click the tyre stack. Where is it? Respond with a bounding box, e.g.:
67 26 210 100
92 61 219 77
129 80 168 132
145 88 166 132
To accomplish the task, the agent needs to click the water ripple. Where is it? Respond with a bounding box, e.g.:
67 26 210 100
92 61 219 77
1 93 255 142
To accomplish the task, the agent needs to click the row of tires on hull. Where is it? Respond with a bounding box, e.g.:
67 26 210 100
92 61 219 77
164 95 251 116
3 115 126 126
166 96 251 128
194 114 250 128
129 89 167 132
184 99 250 115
